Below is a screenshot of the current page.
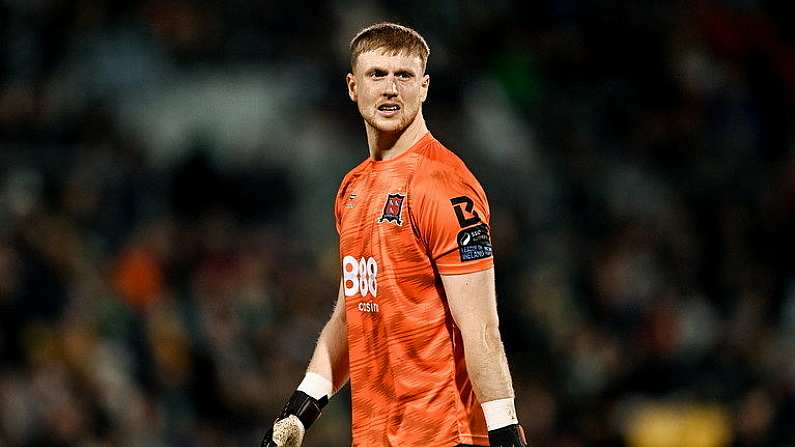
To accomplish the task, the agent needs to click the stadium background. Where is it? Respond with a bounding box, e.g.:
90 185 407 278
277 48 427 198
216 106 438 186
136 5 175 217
1 1 794 446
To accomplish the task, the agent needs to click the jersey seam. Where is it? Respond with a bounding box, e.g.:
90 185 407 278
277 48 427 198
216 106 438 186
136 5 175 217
448 330 466 444
335 169 366 235
436 258 494 275
406 145 432 258
407 144 468 446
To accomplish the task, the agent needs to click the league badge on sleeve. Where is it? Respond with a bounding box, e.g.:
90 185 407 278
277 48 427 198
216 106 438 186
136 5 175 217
457 223 492 261
378 193 405 226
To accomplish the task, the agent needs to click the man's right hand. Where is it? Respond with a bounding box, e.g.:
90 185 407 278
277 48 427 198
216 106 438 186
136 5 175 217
261 391 328 447
261 415 306 447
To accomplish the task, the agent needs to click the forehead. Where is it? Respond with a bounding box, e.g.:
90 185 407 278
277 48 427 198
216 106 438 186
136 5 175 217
354 49 424 74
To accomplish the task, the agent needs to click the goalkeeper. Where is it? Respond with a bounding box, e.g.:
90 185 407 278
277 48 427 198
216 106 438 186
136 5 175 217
262 22 527 447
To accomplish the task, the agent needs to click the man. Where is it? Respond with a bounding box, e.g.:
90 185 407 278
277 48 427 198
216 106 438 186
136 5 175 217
262 22 527 447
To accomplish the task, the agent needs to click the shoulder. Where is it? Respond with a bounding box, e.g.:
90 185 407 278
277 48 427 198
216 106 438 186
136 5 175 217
411 136 484 195
336 158 370 199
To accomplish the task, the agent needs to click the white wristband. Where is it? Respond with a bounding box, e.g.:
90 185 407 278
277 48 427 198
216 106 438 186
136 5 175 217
481 397 518 431
297 372 333 400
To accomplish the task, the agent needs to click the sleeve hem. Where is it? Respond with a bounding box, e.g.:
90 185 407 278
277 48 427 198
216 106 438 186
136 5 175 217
436 258 494 275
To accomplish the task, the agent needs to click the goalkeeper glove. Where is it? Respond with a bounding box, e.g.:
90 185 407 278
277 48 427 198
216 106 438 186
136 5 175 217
488 423 528 447
261 391 328 447
489 423 528 446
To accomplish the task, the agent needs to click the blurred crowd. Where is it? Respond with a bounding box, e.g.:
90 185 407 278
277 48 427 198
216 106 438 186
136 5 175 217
1 1 795 446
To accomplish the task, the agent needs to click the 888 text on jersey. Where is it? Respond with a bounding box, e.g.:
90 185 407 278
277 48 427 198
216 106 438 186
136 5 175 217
342 256 379 313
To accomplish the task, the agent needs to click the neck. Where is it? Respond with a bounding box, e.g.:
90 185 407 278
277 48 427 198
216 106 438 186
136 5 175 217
366 111 428 161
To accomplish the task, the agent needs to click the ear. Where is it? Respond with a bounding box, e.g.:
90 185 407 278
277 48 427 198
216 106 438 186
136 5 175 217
420 74 430 103
346 73 357 102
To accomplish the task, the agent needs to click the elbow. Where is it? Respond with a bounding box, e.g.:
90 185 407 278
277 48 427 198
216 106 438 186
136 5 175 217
482 323 503 351
460 320 503 354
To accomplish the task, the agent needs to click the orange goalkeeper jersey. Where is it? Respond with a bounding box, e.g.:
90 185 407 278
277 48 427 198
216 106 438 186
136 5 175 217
335 132 493 447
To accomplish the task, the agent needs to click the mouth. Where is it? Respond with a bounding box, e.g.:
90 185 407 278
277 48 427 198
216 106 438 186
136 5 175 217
377 103 401 117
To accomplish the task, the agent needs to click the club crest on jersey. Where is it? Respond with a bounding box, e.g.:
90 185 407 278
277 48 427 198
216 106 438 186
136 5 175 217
378 193 405 226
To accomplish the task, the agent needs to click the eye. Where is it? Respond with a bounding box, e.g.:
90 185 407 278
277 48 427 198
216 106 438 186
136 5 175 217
369 69 387 79
396 71 413 80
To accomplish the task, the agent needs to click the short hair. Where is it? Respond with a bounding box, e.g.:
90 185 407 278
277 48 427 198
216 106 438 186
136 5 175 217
350 22 430 73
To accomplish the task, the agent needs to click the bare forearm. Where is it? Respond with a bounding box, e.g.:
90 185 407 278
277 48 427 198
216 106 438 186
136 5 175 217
307 295 349 393
442 268 515 403
443 268 524 438
461 324 515 403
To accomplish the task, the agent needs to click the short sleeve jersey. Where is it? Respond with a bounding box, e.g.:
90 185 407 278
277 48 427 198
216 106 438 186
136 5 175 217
335 133 493 447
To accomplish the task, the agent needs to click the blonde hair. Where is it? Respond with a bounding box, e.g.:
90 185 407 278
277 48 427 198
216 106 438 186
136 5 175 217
350 22 430 73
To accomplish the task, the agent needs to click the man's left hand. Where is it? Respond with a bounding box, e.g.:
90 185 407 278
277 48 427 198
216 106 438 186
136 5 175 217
488 424 528 447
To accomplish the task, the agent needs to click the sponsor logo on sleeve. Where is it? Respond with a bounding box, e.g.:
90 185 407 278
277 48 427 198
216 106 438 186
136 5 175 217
450 196 492 261
450 196 481 227
456 223 492 261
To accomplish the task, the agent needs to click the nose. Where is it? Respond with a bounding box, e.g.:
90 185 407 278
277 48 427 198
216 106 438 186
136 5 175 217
384 77 398 97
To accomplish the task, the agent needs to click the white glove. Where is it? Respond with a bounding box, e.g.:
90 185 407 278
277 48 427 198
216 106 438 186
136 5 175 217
270 415 306 447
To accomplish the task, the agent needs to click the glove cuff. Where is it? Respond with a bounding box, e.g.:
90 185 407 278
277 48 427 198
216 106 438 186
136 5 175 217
280 390 328 430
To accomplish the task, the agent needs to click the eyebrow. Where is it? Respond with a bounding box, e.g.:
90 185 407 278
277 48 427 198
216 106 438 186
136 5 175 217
365 67 417 76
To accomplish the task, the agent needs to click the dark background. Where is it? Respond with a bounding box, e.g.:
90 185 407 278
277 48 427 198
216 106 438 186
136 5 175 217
1 1 794 446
